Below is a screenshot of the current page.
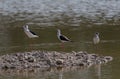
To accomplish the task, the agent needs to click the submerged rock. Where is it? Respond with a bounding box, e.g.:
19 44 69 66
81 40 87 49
0 51 113 69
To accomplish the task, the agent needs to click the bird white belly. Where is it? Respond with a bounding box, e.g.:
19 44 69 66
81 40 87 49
93 37 100 44
24 31 38 38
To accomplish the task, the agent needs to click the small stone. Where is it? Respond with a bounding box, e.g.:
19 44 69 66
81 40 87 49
2 65 9 69
79 63 84 66
104 56 113 61
56 59 64 65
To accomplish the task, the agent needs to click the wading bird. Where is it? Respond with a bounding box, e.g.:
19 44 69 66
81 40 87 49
57 29 72 43
23 25 39 38
93 32 100 44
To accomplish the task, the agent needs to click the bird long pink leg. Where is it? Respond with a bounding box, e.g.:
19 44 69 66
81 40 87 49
61 42 65 50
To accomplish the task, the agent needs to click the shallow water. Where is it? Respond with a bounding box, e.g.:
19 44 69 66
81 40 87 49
0 0 120 79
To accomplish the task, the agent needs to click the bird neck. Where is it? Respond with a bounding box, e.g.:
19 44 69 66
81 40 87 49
26 28 29 31
25 25 29 31
57 30 61 36
95 34 99 38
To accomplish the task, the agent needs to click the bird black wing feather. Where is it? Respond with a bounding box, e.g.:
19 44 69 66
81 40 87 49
30 30 37 35
60 35 69 41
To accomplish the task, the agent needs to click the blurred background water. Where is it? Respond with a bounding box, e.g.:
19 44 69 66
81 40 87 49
0 0 120 79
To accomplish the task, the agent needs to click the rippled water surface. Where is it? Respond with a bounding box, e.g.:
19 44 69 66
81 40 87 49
0 0 120 79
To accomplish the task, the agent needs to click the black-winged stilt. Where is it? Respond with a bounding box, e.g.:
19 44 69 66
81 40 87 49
93 32 100 44
23 25 39 38
57 29 72 43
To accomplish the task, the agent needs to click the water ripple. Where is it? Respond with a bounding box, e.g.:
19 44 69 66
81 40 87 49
1 0 120 26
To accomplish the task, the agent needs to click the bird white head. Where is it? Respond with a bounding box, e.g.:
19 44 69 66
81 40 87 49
95 32 99 36
23 25 29 31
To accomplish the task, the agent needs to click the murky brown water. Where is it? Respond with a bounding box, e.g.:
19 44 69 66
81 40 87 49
0 20 119 79
0 0 120 79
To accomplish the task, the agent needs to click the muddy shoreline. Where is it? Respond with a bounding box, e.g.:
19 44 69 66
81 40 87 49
0 51 113 69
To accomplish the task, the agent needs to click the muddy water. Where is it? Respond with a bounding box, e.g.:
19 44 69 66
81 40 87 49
0 0 120 79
